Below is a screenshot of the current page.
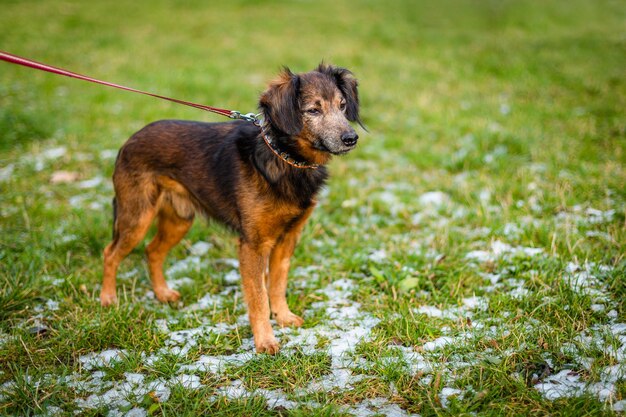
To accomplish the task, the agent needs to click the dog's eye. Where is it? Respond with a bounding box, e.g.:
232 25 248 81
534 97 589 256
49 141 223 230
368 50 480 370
339 101 347 111
306 108 321 115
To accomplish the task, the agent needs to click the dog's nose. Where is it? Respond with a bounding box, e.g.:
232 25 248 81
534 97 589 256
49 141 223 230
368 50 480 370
341 132 359 147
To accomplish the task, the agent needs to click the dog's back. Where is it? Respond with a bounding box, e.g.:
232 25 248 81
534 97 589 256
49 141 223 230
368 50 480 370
114 119 256 230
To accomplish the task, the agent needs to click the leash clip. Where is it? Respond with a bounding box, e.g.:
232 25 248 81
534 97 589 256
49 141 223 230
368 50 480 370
230 111 261 125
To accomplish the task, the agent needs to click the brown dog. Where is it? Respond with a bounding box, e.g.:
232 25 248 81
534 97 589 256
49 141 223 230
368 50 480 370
100 64 362 354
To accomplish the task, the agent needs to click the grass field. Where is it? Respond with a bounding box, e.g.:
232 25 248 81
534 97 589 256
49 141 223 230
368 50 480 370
1 0 625 415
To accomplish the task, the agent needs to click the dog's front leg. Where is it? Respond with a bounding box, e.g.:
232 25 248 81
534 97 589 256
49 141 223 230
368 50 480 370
269 232 304 328
239 239 279 354
268 204 314 328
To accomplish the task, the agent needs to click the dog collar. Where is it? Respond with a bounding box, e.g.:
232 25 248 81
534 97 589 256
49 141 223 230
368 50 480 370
262 133 320 170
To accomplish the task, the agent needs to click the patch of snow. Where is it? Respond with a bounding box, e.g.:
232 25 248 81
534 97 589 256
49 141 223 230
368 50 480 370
172 374 202 390
215 258 239 269
534 257 625 405
479 189 491 203
214 378 251 399
189 241 212 256
614 400 626 412
124 408 147 417
79 349 127 370
591 304 605 313
165 322 235 357
346 396 417 416
502 222 522 238
213 380 299 410
462 296 487 310
368 249 388 263
439 387 463 409
418 191 450 207
100 149 118 159
392 346 432 375
535 370 589 400
556 205 619 225
0 164 15 182
166 256 206 276
41 146 67 160
78 176 104 189
118 269 139 279
466 240 543 263
74 372 173 413
223 269 240 284
154 319 169 333
562 262 610 300
185 292 224 311
0 380 16 401
423 336 455 351
180 353 252 374
34 405 64 417
415 297 487 321
415 305 452 319
585 208 616 224
258 387 298 410
167 276 194 290
585 231 612 240
465 250 491 263
376 190 405 214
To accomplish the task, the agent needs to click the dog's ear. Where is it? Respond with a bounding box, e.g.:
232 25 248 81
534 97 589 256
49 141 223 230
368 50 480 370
259 68 302 136
316 63 363 128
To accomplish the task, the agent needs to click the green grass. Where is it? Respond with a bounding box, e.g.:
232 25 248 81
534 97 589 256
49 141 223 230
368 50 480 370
0 0 624 415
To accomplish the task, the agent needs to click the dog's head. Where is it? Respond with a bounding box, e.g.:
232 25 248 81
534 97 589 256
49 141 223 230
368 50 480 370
259 63 362 164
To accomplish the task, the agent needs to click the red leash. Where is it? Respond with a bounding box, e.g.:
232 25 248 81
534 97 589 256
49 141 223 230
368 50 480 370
0 51 259 123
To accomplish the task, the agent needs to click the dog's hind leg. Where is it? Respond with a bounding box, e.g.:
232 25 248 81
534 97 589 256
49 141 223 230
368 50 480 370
145 193 194 303
101 181 158 306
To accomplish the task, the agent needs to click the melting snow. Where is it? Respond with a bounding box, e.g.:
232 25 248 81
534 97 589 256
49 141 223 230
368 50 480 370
346 397 418 416
189 241 212 256
166 256 206 276
368 249 388 263
423 336 455 351
556 205 618 225
466 240 543 263
167 276 194 289
185 293 225 311
439 387 463 409
179 353 252 373
614 400 626 412
15 236 622 415
534 261 625 405
100 149 118 159
0 164 15 182
418 191 450 207
77 176 104 189
415 296 487 320
79 349 127 370
534 369 617 401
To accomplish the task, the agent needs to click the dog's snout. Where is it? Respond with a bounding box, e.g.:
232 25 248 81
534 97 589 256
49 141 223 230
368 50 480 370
341 131 359 147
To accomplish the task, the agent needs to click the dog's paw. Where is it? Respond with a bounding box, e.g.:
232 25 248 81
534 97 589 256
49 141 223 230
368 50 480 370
154 287 181 303
274 311 304 328
100 291 118 307
255 336 280 355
